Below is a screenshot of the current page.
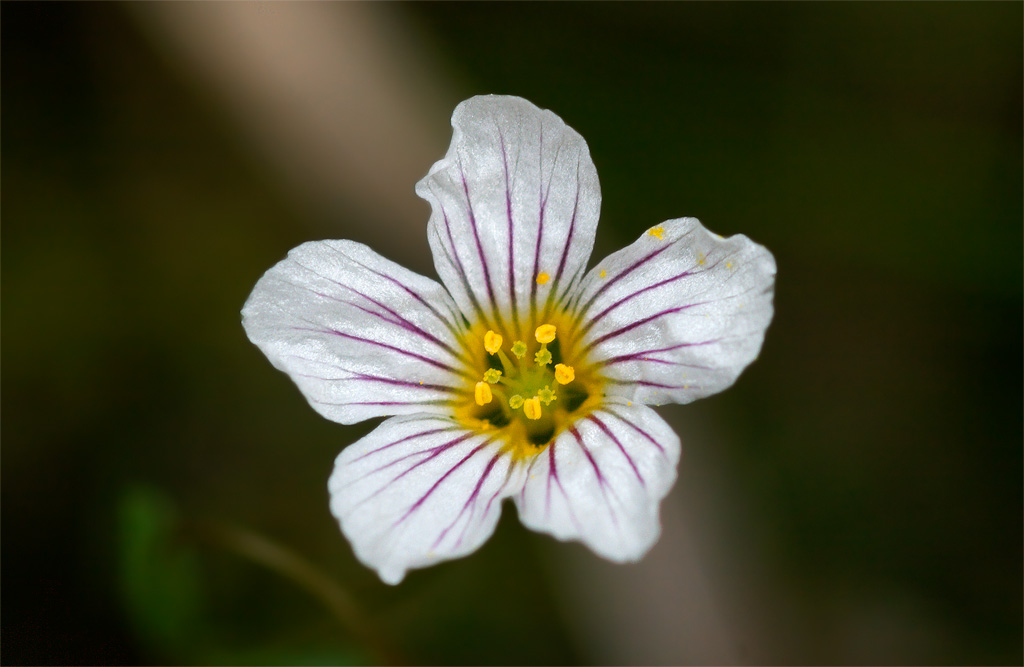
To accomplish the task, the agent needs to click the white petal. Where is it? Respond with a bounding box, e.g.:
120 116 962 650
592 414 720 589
514 400 681 561
573 218 776 405
242 240 472 424
328 414 526 584
416 95 601 337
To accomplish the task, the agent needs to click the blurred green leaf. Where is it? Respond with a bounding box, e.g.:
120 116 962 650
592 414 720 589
117 485 204 659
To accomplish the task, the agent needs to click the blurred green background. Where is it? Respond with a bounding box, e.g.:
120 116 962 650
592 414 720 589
4 3 1021 665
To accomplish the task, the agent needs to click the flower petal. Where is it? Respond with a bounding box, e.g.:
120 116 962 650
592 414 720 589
242 240 473 424
416 95 601 337
572 218 776 405
328 414 526 584
514 400 681 561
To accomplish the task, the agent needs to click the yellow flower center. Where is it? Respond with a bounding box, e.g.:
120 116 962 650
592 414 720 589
456 316 605 460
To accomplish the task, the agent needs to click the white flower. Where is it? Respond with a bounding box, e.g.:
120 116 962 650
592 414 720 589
242 95 776 584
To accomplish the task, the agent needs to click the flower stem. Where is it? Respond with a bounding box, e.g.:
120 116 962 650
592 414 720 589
192 519 403 665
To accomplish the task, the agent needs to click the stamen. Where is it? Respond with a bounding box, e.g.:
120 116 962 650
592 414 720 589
523 397 542 420
534 347 552 366
494 350 515 375
536 272 550 285
538 386 556 405
484 330 503 355
474 381 493 406
535 324 556 344
458 312 600 454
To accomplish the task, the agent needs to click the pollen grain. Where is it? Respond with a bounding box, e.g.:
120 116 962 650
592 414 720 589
554 363 575 385
484 330 503 355
534 324 556 344
474 381 493 406
523 397 542 420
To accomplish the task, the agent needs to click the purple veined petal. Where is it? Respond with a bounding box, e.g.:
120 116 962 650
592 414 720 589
573 218 776 406
514 399 681 562
242 240 474 425
328 414 528 585
417 95 601 337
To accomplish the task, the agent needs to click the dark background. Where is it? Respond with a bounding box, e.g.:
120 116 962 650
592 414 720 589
4 3 1021 665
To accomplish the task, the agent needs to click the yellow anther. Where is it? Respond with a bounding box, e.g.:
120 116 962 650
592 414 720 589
534 348 552 366
535 324 556 344
536 272 550 285
648 226 665 239
508 395 524 409
484 330 503 355
483 368 502 384
511 341 527 359
599 269 607 278
474 381 493 406
523 397 542 420
697 252 706 265
538 386 556 405
554 363 575 385
726 261 734 269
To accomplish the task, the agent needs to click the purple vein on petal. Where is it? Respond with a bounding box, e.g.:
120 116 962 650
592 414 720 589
344 431 476 510
457 460 515 550
292 260 463 361
540 440 582 532
597 348 714 370
350 424 457 462
574 228 695 322
580 305 702 355
363 433 468 480
603 407 667 457
281 352 470 390
432 448 509 550
342 286 460 360
586 414 645 487
498 129 519 334
574 267 699 340
311 398 449 409
290 327 468 377
553 159 583 284
558 264 587 310
543 443 555 519
326 241 473 359
568 425 620 530
608 378 707 392
348 374 460 393
289 371 460 393
540 159 582 323
438 201 492 330
458 161 505 333
531 132 563 323
481 462 515 523
393 438 495 528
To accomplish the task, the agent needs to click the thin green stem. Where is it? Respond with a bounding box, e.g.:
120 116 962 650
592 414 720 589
192 520 402 665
